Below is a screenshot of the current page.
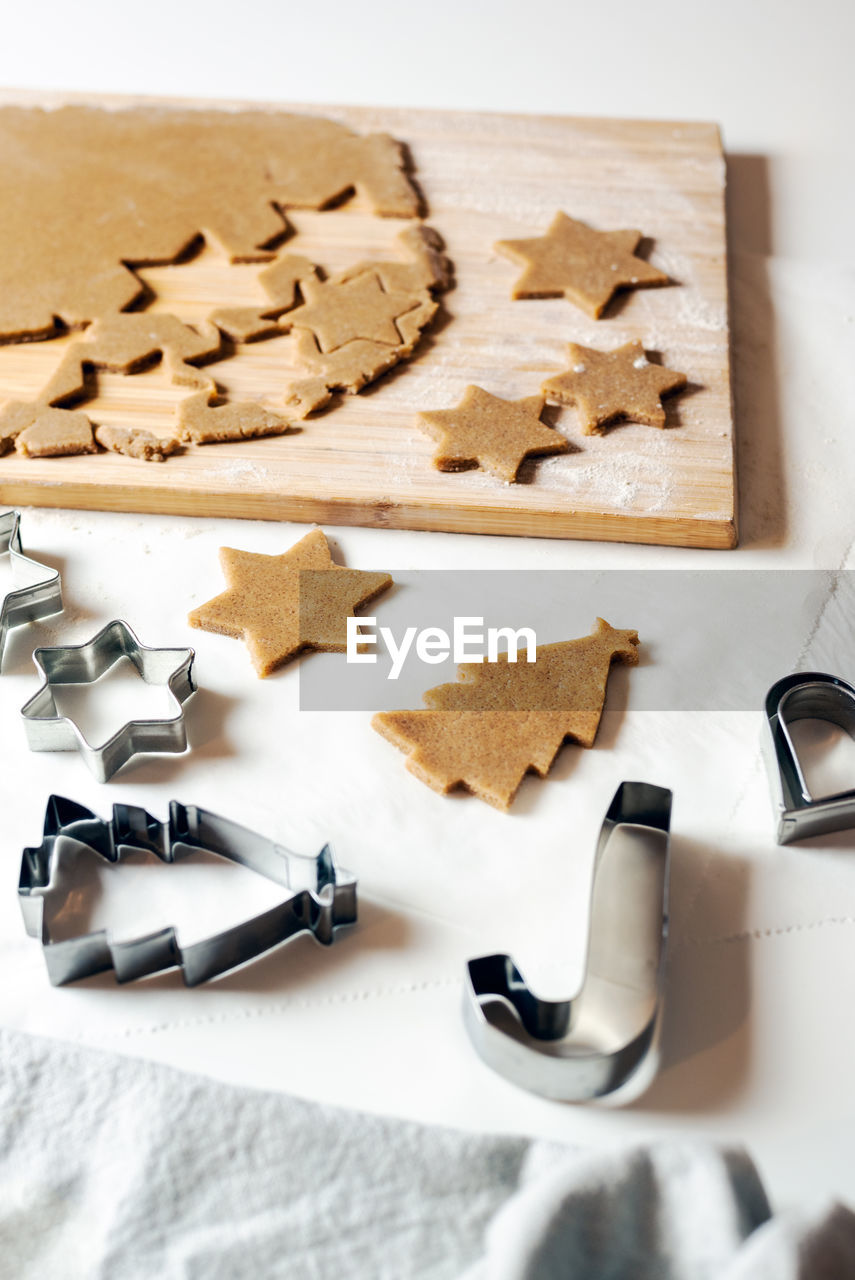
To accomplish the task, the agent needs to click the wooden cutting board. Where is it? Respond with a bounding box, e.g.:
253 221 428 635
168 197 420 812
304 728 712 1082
0 92 735 548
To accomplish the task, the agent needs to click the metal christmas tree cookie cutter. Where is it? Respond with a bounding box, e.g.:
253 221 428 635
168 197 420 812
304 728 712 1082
763 671 855 844
20 619 196 782
464 781 672 1102
0 509 63 669
20 795 357 987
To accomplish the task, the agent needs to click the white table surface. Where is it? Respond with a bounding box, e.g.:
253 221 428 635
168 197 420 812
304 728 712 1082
1 0 854 1213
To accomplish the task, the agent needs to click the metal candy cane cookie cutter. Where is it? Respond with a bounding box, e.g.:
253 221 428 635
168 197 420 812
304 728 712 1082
20 619 196 782
0 509 63 668
464 781 672 1102
20 795 357 986
763 671 855 844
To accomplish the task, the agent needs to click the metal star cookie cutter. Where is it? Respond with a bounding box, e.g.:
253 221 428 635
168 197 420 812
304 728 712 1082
0 509 63 669
763 671 855 844
20 620 196 782
464 781 672 1102
19 794 357 986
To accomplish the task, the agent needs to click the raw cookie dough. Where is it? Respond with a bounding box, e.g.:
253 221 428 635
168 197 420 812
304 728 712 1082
281 227 449 416
0 400 42 455
495 212 670 318
40 314 222 404
210 254 319 342
417 387 568 482
188 528 392 677
283 326 432 417
0 105 421 341
372 619 639 810
285 273 421 353
94 425 181 462
176 393 294 444
337 225 452 296
542 340 687 433
1 313 224 461
16 408 97 458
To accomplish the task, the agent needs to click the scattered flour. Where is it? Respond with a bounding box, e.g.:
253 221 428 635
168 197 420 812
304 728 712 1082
218 460 272 485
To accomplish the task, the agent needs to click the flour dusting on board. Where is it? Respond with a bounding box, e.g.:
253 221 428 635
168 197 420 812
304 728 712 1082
218 460 273 485
534 452 676 512
0 101 734 546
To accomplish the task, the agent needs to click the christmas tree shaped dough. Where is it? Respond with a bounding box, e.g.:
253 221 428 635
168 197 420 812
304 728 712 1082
372 618 639 809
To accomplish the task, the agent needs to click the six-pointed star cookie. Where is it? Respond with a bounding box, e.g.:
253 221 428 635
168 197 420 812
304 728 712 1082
286 273 419 353
417 387 569 482
495 212 670 318
188 528 392 677
542 340 687 435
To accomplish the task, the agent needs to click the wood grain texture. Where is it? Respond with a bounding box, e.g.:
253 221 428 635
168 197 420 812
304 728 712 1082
0 93 735 548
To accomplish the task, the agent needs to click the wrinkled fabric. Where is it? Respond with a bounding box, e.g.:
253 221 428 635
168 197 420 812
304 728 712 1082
464 1146 855 1280
464 1144 771 1280
1 1028 854 1280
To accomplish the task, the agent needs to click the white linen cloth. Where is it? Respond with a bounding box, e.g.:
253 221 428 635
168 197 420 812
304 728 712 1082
2 1028 853 1279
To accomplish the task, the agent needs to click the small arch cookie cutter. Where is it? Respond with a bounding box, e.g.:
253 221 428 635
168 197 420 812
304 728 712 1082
763 671 855 844
20 794 357 987
20 619 196 782
0 509 63 669
464 781 672 1102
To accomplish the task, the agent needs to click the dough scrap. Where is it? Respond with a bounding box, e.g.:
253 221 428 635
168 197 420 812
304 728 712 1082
283 312 437 416
372 618 639 810
417 387 568 482
0 105 421 341
94 424 181 462
16 407 97 458
542 340 687 433
3 313 231 463
211 255 319 341
281 226 449 416
177 392 294 444
281 334 403 417
0 400 40 454
336 225 453 295
495 211 670 318
40 313 222 405
188 527 392 677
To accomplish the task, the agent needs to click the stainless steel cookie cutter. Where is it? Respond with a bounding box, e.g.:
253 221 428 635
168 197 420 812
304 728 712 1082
763 671 855 844
464 781 672 1102
0 509 63 669
20 619 196 782
20 794 357 986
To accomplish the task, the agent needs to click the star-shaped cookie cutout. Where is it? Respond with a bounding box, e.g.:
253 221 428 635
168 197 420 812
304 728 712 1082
285 273 419 353
495 212 670 318
187 528 392 677
417 387 569 482
542 340 687 434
